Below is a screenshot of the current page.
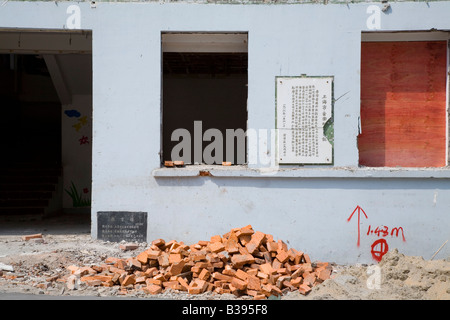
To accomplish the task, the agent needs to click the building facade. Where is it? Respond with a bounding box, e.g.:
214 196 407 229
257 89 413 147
1 0 449 264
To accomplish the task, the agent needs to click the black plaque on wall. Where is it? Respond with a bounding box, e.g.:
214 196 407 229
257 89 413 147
97 211 147 242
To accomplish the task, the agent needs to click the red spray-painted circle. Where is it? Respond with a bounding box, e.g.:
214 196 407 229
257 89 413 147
370 239 389 262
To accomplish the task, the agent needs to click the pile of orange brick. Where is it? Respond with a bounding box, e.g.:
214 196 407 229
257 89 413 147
62 225 332 299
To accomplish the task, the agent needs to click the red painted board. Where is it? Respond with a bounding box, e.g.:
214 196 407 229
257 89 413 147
359 41 447 167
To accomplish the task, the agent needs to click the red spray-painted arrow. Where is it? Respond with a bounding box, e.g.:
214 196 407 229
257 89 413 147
347 205 368 247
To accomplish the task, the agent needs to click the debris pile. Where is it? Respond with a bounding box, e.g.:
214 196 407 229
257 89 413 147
59 225 332 299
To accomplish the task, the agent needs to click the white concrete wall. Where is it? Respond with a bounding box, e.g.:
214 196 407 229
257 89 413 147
1 1 449 264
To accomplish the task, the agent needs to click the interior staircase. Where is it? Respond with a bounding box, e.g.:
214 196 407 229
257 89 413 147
0 162 62 220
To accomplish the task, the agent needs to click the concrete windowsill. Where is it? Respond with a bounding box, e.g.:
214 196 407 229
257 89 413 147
152 165 450 179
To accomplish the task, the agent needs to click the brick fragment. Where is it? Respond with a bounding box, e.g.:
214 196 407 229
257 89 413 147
277 240 288 252
91 265 104 273
146 250 161 260
188 279 208 294
163 280 180 290
86 279 103 287
21 233 42 241
224 232 240 254
259 263 275 275
212 272 233 282
303 253 311 264
197 240 209 246
209 242 225 253
164 161 174 167
198 268 210 281
122 274 136 287
298 283 312 295
169 253 183 264
245 242 259 255
152 239 165 248
119 243 139 251
237 225 254 237
104 257 119 265
145 284 162 294
250 231 267 247
231 254 255 268
81 275 113 283
177 277 190 291
135 276 147 284
127 258 142 271
246 275 261 291
74 266 96 277
158 252 170 267
231 277 247 291
167 260 186 276
136 251 149 265
266 241 278 253
276 250 289 263
294 251 304 264
66 275 79 290
235 269 248 281
67 265 79 274
302 273 316 286
317 268 331 281
210 235 222 243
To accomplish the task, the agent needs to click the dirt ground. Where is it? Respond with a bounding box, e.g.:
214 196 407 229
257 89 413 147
0 215 449 300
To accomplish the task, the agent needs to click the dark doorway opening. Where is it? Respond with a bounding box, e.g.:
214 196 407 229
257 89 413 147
162 33 248 165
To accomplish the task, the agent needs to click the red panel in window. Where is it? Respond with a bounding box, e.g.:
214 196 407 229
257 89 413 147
359 41 447 167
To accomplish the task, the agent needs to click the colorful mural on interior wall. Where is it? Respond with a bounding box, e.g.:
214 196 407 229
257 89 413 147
79 135 89 145
64 108 91 208
73 116 88 132
65 181 91 207
64 109 81 118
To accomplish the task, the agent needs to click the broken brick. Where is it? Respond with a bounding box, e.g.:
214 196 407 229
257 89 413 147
276 250 289 264
136 251 149 265
317 268 331 281
177 277 190 291
152 239 165 248
59 226 330 299
234 269 248 281
246 275 261 291
231 277 247 291
231 254 255 268
198 268 210 281
122 274 136 287
145 284 162 295
167 260 186 276
298 283 312 295
119 243 139 251
164 161 174 167
209 242 225 253
21 233 42 241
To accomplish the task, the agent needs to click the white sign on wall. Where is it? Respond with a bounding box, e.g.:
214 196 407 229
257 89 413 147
276 76 333 164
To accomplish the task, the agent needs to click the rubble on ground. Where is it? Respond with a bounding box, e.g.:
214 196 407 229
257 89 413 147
56 225 332 299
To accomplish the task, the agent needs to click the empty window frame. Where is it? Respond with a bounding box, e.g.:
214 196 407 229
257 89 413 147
161 32 248 166
358 33 449 167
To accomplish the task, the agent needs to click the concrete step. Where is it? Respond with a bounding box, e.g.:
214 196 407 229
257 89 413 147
0 199 49 207
0 207 46 216
0 176 59 184
0 191 53 200
0 183 56 192
0 169 62 177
